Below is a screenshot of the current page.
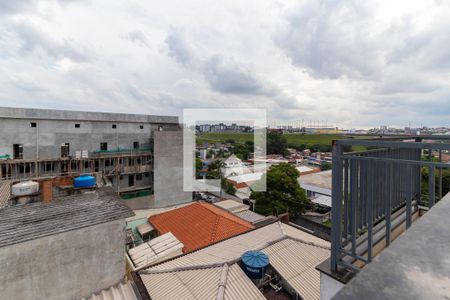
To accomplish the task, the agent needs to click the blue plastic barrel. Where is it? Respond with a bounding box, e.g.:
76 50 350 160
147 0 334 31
241 250 269 279
74 175 96 188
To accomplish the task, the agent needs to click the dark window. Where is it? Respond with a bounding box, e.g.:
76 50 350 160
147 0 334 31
112 124 116 129
84 161 89 169
13 144 23 159
30 122 36 128
75 124 80 128
100 142 108 151
105 160 110 167
44 163 54 172
139 125 144 129
144 172 150 177
133 141 139 149
61 143 70 158
128 175 134 186
128 158 134 166
71 161 78 170
136 174 142 181
137 158 141 164
19 164 30 174
94 160 99 172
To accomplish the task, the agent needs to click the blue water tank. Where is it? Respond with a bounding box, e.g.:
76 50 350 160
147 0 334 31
74 175 96 188
241 250 269 279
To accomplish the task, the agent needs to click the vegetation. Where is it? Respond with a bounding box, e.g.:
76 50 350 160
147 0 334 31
232 141 254 160
321 161 332 171
267 131 288 156
250 163 308 218
222 178 237 195
420 167 450 204
197 132 370 152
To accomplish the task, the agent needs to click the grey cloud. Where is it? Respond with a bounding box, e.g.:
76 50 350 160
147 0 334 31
0 0 36 15
274 1 380 79
274 1 450 81
374 76 439 95
123 30 150 48
11 21 92 62
203 55 278 96
164 28 289 101
165 27 195 66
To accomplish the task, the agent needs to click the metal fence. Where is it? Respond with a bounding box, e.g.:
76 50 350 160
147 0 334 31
330 137 450 272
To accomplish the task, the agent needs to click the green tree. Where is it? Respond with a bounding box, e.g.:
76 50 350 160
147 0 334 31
267 132 288 156
250 163 308 218
321 161 332 171
222 178 236 195
195 157 203 179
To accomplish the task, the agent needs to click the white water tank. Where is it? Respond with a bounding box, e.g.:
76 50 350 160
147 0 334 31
11 181 39 196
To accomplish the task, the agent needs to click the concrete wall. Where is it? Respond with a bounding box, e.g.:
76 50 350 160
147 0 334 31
0 118 152 159
320 272 345 300
0 219 127 300
0 106 180 159
153 130 192 208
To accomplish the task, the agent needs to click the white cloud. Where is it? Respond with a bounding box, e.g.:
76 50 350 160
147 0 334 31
0 0 448 128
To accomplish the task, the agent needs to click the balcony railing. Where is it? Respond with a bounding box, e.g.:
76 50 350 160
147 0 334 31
330 136 450 273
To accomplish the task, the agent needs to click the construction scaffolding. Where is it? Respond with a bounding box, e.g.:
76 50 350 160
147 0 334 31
0 151 153 194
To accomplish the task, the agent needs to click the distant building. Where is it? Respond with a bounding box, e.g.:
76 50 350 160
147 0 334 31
221 154 246 177
0 188 133 300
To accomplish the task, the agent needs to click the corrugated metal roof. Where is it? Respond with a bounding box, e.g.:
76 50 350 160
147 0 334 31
0 180 11 209
234 210 266 224
141 264 265 300
136 222 154 236
0 188 134 248
147 222 329 271
262 239 329 300
140 223 330 300
214 199 249 213
83 281 138 300
128 232 184 269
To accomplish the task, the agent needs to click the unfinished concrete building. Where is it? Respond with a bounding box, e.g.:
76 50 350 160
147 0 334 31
0 107 191 208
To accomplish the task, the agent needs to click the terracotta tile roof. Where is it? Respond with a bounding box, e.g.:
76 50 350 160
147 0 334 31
148 202 254 253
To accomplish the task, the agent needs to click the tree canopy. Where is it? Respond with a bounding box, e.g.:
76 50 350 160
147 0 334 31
250 163 308 218
267 131 288 156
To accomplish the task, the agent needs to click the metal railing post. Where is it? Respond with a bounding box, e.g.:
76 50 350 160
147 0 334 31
331 141 343 272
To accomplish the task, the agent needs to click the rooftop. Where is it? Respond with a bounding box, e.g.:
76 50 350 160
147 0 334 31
298 170 332 196
140 222 330 300
0 188 134 248
148 202 254 253
234 210 267 224
333 192 450 300
141 263 265 300
227 172 264 184
0 106 178 124
213 199 250 213
128 232 184 269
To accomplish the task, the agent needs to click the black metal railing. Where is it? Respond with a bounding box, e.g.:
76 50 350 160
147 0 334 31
330 136 450 273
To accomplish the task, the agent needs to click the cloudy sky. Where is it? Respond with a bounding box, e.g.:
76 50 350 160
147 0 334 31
0 0 449 128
